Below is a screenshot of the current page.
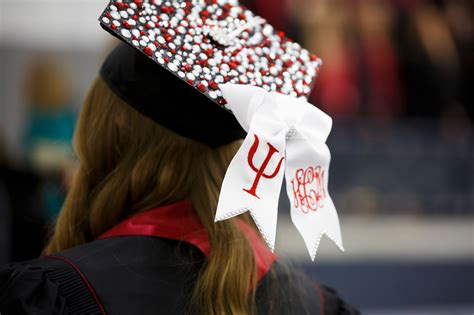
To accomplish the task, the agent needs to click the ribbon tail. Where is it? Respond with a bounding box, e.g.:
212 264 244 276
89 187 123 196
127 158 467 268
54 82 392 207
285 137 344 261
215 127 286 252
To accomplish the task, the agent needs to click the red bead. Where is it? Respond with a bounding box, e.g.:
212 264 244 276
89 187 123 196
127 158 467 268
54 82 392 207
209 81 218 90
170 49 176 54
310 54 318 61
111 24 117 30
204 48 213 56
123 20 131 28
146 23 152 29
164 57 169 62
217 98 227 106
197 83 207 92
201 10 210 18
143 47 153 56
161 43 167 49
223 4 232 10
284 60 293 68
105 12 111 18
115 2 125 10
229 61 238 69
140 31 146 35
187 79 194 84
183 64 192 72
238 13 246 20
154 41 159 46
133 15 138 20
278 31 285 38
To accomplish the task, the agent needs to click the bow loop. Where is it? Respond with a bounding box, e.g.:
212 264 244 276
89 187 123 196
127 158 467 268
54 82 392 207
215 84 343 260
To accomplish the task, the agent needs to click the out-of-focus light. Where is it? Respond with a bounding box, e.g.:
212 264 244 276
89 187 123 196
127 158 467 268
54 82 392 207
0 0 108 50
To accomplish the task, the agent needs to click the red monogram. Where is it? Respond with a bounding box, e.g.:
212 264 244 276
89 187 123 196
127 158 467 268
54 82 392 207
291 166 327 214
243 134 285 199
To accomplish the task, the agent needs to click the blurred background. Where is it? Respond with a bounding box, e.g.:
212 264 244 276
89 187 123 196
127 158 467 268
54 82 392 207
0 0 473 314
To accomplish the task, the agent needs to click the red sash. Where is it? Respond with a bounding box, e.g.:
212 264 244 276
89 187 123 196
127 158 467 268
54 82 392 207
98 200 277 282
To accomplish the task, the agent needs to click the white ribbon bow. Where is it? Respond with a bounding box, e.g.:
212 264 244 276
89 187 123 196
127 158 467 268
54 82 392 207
215 84 344 260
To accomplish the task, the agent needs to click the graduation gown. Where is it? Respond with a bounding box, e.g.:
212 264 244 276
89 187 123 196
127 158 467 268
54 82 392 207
0 201 359 314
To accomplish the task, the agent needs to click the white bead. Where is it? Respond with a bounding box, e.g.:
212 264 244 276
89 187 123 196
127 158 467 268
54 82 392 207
120 28 131 38
167 63 178 72
132 29 140 37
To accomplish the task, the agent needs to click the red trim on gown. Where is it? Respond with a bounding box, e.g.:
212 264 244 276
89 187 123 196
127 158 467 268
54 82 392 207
98 200 277 282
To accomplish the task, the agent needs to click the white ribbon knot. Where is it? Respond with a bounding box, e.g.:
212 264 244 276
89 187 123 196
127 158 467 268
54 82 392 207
215 84 344 260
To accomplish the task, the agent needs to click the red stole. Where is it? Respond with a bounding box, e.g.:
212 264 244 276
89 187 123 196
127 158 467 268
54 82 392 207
98 200 277 282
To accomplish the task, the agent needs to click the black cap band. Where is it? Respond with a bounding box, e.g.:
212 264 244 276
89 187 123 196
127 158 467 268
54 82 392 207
99 43 245 147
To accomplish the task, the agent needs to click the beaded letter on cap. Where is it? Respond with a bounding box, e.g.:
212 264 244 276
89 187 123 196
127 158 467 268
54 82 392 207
99 0 322 110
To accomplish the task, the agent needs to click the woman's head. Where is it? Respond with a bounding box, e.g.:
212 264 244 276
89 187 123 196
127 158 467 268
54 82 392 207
44 76 258 314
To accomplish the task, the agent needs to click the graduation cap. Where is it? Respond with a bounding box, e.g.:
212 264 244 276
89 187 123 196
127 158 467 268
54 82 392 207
99 0 321 147
98 0 344 260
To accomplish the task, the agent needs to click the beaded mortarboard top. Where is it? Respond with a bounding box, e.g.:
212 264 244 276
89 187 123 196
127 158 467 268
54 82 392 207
99 0 322 110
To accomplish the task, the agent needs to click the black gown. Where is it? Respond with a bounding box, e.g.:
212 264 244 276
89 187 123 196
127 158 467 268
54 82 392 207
0 201 359 315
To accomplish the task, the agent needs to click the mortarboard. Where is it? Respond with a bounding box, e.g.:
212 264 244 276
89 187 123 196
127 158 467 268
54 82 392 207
99 0 321 147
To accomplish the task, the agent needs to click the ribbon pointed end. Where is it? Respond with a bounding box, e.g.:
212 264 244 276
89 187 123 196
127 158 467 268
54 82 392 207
248 210 276 254
307 230 345 261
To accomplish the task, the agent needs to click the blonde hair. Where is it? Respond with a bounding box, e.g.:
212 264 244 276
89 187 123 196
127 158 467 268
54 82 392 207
43 76 258 314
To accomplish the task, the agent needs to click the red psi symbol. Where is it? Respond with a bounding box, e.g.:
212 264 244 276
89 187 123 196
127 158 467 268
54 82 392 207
243 134 284 199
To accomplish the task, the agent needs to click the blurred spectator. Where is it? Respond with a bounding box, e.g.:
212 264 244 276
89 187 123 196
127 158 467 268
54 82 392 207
0 138 12 264
301 0 362 119
357 0 404 121
0 136 45 262
23 57 77 219
286 0 473 126
444 0 474 121
397 1 462 119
